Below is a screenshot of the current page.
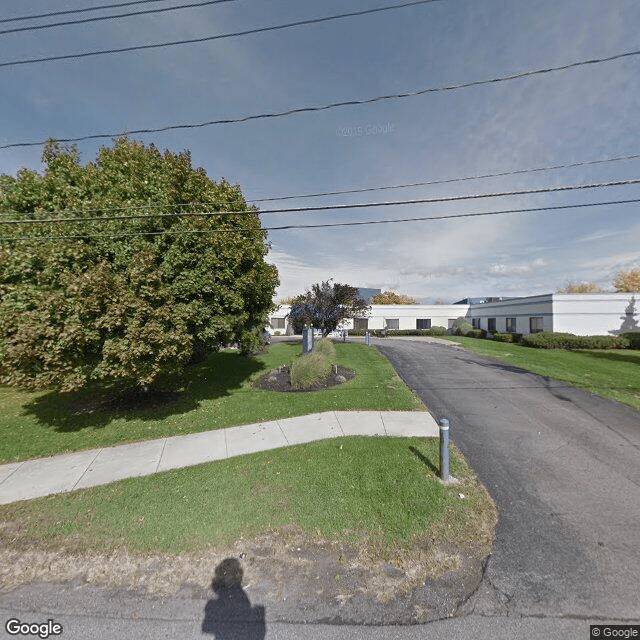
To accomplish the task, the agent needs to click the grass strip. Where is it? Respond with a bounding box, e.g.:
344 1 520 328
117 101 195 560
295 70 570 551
0 436 494 556
0 342 423 463
443 336 640 410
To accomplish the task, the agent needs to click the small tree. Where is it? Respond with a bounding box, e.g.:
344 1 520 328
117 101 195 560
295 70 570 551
556 282 603 293
452 317 474 335
370 291 418 304
613 269 640 292
289 281 370 335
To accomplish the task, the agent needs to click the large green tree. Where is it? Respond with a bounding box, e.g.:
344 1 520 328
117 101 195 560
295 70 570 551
0 138 278 392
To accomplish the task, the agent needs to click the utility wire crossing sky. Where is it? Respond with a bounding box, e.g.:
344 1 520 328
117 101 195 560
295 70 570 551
1 0 639 300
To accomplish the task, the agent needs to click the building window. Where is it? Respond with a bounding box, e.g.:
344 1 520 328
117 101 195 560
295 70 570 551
472 318 481 329
529 317 544 333
487 318 496 332
272 317 286 329
385 318 400 330
506 317 517 332
353 318 368 331
416 318 431 330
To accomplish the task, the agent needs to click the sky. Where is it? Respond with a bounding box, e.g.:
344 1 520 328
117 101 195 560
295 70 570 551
1 0 639 302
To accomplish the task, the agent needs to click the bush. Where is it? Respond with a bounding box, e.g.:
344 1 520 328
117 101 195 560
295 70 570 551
522 332 577 349
619 332 640 349
313 336 337 360
341 326 449 338
579 335 631 349
521 332 630 350
492 332 523 343
348 329 389 337
451 317 476 336
464 329 486 339
290 352 332 389
376 327 450 337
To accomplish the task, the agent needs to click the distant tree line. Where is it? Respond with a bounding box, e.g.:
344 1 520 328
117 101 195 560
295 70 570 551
557 268 640 293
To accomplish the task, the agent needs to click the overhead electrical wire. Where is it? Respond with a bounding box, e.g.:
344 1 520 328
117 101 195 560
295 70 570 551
1 150 639 218
0 0 237 36
0 0 444 68
248 151 640 202
2 47 639 149
1 177 639 224
0 0 169 24
0 196 638 242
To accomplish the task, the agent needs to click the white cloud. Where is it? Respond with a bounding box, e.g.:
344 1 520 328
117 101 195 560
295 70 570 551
576 229 626 243
489 258 548 277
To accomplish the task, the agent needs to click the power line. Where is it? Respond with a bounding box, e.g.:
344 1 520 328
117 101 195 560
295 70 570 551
0 0 168 24
0 196 256 217
260 197 640 231
1 151 638 217
0 0 443 68
2 46 639 149
0 207 256 223
1 177 639 224
0 201 243 218
0 0 237 36
248 152 640 203
1 196 637 241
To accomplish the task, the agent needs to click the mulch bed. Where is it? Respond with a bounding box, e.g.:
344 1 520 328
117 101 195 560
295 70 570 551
252 365 355 392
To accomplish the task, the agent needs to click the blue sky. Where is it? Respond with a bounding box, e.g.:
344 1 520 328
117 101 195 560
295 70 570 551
1 0 639 301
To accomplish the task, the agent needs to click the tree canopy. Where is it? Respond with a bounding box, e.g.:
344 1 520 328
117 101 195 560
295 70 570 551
289 281 370 335
556 282 603 294
0 138 278 392
613 269 640 292
371 291 418 304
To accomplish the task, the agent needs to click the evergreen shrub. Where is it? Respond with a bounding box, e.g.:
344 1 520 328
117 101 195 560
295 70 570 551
619 332 640 349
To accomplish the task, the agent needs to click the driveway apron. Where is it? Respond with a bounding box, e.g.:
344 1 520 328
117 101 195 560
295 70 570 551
376 339 640 620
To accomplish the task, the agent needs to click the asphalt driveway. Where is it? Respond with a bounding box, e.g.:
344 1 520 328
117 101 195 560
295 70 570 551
375 338 640 621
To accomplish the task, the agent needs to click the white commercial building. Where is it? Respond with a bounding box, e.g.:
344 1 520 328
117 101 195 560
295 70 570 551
268 293 639 337
268 304 466 334
466 293 638 336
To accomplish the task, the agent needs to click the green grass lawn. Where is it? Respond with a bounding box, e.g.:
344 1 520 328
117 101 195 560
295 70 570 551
443 336 640 410
0 342 422 463
0 436 495 559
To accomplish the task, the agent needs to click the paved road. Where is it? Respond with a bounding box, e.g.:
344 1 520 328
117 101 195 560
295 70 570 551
2 337 638 639
376 338 640 623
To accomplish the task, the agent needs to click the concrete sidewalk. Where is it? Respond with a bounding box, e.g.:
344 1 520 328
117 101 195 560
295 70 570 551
0 411 438 505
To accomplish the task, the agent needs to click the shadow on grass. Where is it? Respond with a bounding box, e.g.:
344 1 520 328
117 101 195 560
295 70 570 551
580 350 640 366
21 351 266 432
409 445 439 476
